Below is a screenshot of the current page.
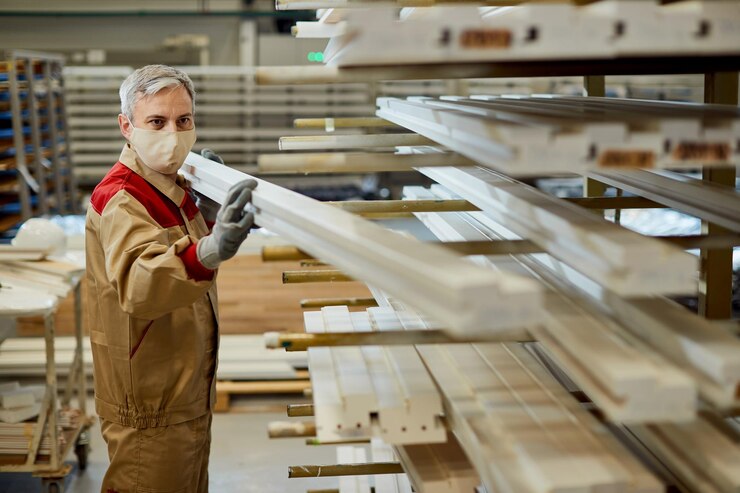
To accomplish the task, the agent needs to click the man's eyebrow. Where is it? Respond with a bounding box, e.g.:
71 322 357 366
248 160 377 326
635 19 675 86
143 112 192 120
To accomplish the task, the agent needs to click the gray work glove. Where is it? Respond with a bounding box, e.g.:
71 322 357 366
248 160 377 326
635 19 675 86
196 179 258 270
194 149 224 223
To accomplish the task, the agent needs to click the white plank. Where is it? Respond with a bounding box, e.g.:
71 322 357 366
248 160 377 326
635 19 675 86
182 151 544 336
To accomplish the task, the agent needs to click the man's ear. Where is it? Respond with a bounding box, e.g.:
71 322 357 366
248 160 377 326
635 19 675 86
118 114 133 141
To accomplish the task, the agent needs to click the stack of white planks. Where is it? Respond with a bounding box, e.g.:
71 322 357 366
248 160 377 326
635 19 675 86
0 259 83 298
305 2 740 66
404 184 740 414
183 151 544 336
324 303 663 493
0 408 78 456
305 306 445 444
394 183 740 493
0 423 56 456
376 96 740 174
0 382 45 424
415 166 698 296
64 66 371 182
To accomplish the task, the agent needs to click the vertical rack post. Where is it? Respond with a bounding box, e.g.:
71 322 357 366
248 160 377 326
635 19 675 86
582 75 608 210
700 72 738 319
7 57 33 220
44 312 60 469
44 60 65 214
23 55 48 215
74 281 86 415
54 58 79 214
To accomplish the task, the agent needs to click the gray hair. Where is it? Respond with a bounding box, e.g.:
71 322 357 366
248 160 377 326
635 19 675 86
119 64 196 121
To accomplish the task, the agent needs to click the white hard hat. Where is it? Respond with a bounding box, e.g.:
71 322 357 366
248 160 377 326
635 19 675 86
12 218 67 256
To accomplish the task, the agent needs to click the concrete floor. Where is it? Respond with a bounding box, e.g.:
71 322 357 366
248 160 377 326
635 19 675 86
0 398 345 493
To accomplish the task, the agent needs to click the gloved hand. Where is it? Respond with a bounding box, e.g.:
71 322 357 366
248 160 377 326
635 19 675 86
196 179 258 270
193 149 224 223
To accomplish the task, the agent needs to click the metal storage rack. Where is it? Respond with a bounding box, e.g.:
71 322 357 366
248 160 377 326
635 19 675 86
64 65 374 185
0 51 78 236
249 3 740 493
0 276 91 493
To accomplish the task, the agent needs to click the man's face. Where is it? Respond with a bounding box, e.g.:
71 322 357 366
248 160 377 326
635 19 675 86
118 85 194 139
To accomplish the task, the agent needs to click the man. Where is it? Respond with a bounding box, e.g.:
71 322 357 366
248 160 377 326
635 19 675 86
85 64 255 493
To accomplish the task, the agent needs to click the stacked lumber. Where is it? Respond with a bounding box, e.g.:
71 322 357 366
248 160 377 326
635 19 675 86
0 423 56 456
300 3 740 66
413 167 697 296
305 306 445 444
404 184 740 413
0 382 44 424
0 259 83 298
376 96 740 174
64 66 371 182
625 414 740 493
183 151 544 336
393 434 480 493
0 408 77 456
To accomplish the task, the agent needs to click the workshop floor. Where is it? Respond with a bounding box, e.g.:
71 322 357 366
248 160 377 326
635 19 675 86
0 398 343 493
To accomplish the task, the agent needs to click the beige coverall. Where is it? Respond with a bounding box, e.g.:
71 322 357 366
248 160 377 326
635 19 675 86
86 145 219 493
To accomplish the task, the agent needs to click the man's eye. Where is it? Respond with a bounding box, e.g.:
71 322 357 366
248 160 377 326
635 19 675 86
150 120 163 126
179 118 191 125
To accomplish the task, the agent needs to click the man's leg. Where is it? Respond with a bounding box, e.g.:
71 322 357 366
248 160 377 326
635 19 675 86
192 413 213 493
100 414 212 493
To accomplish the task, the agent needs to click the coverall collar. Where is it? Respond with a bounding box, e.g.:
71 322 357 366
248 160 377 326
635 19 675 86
119 144 188 208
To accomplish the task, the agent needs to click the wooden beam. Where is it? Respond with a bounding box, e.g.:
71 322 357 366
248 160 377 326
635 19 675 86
268 420 316 438
300 297 378 309
257 151 475 174
590 169 740 233
565 195 663 210
326 199 479 214
264 328 531 351
278 133 434 151
288 462 405 478
294 117 397 129
305 438 371 446
282 270 354 284
262 245 312 261
268 234 740 268
299 259 329 268
287 403 314 417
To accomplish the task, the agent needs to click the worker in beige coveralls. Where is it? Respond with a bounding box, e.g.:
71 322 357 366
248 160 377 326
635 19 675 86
86 64 254 493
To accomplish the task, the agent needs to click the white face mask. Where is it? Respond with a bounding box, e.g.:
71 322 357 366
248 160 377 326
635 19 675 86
128 125 197 175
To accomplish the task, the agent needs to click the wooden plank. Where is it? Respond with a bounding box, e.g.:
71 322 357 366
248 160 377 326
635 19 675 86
419 166 697 296
283 270 355 284
294 117 398 129
182 151 544 336
289 462 405 478
278 133 434 151
590 169 740 234
257 151 475 174
394 432 480 493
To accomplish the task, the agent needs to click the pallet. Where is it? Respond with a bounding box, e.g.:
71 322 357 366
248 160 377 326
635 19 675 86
214 373 311 413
